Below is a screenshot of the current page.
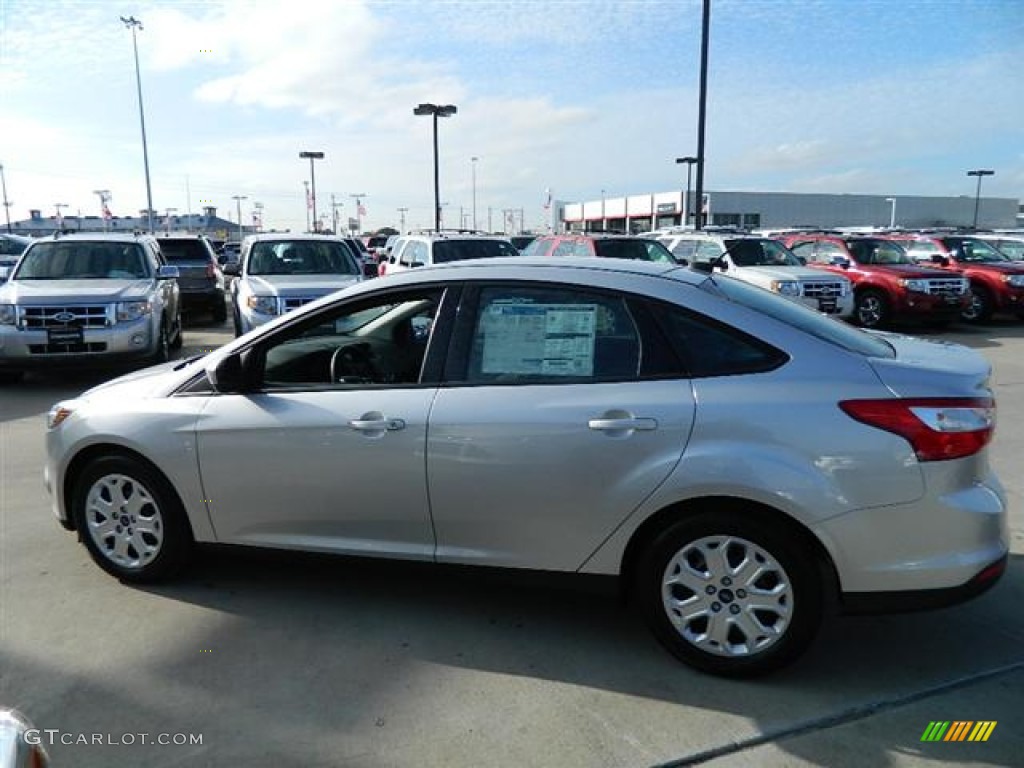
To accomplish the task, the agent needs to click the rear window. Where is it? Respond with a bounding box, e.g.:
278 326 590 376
703 273 896 358
593 239 674 262
158 239 213 262
433 239 518 263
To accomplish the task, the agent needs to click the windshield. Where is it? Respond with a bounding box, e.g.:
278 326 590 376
432 239 518 263
14 241 149 280
724 238 802 267
247 241 359 275
847 239 914 265
943 237 1009 263
593 238 675 262
702 272 896 358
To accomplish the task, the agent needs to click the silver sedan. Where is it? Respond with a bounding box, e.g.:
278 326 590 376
43 258 1008 677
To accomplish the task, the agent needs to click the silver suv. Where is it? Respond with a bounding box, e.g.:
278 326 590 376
228 234 364 336
0 233 181 383
655 231 855 317
381 231 518 276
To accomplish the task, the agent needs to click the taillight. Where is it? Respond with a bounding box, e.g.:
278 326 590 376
839 398 994 462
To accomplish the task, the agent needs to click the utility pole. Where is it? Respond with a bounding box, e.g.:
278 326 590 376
253 201 263 233
331 195 344 234
397 207 408 233
0 163 12 233
302 181 311 233
232 195 247 242
121 16 155 233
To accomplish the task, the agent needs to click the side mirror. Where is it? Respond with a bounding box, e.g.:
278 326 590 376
689 260 715 274
207 350 258 393
362 262 379 278
222 262 241 276
797 256 807 265
157 265 179 280
411 261 424 268
938 256 950 267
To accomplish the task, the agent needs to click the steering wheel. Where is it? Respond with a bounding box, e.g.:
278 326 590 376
330 343 378 383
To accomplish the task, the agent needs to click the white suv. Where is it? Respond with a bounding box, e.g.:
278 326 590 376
381 232 518 276
655 231 855 318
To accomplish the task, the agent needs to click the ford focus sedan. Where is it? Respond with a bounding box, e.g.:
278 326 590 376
44 258 1007 677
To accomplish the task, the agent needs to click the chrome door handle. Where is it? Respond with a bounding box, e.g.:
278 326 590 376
348 418 406 432
588 417 657 431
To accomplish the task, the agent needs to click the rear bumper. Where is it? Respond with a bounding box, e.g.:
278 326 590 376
841 554 1007 614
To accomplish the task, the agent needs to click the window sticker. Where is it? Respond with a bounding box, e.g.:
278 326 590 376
480 302 597 376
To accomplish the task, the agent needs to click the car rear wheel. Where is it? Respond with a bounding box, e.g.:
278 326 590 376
854 289 889 328
151 320 170 363
169 311 184 350
635 511 822 677
72 455 192 582
961 285 993 323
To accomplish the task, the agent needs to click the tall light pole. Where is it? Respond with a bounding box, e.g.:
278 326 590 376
471 156 479 230
675 156 697 226
967 169 994 230
885 197 896 229
253 201 263 233
331 194 343 234
121 16 155 233
397 207 408 233
232 195 247 242
299 151 324 232
55 203 68 229
302 181 311 233
693 0 711 230
350 193 367 234
413 103 458 231
1 164 13 233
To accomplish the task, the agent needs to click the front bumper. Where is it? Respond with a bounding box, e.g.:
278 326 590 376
895 291 969 317
0 318 157 369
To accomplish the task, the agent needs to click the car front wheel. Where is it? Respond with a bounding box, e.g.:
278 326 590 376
854 289 889 328
635 511 823 677
72 455 192 582
961 285 993 323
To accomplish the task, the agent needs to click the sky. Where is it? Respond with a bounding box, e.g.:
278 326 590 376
1 0 1021 234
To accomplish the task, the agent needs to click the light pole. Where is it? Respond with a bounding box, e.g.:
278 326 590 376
331 195 343 234
55 203 68 229
253 201 263 233
675 156 697 226
299 151 324 232
885 197 896 229
967 169 994 230
1 164 13 233
471 156 478 230
693 0 711 230
121 16 155 233
302 181 311 233
413 103 458 231
397 207 408 233
232 195 247 242
163 207 177 233
350 193 367 234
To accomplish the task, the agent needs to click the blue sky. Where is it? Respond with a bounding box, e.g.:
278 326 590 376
1 0 1021 233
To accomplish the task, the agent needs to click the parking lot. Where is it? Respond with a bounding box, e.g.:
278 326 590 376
1 315 1022 767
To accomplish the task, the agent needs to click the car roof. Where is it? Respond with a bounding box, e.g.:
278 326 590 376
391 254 701 283
243 233 345 244
27 232 155 244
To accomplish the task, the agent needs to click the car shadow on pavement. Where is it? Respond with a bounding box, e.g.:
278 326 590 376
116 546 1024 767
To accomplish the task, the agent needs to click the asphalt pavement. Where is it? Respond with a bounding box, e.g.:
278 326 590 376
1 314 1021 767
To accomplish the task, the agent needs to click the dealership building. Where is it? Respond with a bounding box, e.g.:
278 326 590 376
560 190 1021 233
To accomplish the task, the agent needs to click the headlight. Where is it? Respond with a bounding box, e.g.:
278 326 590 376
1003 274 1024 288
47 402 76 429
246 295 279 315
900 278 929 293
116 300 153 322
0 304 15 325
771 280 802 297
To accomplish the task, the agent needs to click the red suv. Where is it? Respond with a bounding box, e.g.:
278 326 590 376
886 234 1024 322
782 234 969 329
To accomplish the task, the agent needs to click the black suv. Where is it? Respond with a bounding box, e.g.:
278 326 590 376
157 235 227 322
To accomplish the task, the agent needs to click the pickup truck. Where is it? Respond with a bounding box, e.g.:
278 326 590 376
0 233 181 383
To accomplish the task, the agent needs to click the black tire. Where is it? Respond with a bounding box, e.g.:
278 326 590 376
211 294 228 323
0 370 24 385
854 289 889 329
71 455 193 583
232 306 244 337
634 511 823 677
961 285 993 323
151 320 170 363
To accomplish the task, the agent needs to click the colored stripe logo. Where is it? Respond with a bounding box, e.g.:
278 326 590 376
921 721 997 742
